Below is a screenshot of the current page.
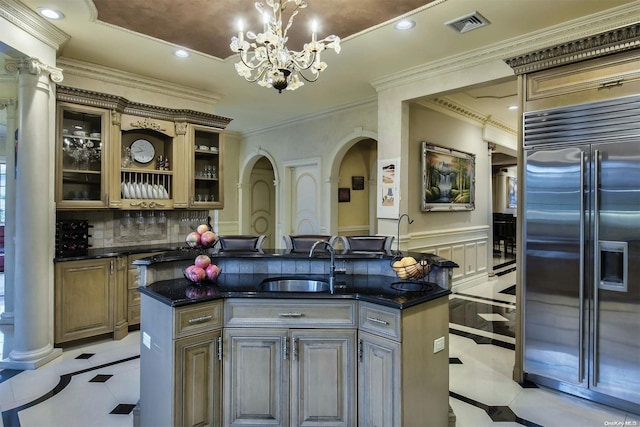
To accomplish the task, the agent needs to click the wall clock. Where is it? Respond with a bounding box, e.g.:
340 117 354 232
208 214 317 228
130 139 155 164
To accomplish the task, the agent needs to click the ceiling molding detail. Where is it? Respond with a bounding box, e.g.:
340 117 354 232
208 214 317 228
56 85 232 129
419 97 517 136
242 96 377 138
371 2 639 91
56 57 222 106
505 23 640 75
0 0 70 51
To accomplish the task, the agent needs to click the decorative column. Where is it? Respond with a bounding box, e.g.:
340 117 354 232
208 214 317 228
0 98 17 325
0 58 63 369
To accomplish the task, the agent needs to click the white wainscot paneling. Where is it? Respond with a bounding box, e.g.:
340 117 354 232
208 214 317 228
408 226 490 293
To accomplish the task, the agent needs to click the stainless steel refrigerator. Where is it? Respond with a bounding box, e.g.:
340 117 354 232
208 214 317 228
523 95 640 414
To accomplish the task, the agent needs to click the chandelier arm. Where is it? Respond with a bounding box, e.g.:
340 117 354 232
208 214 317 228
237 51 268 71
289 50 317 71
296 68 321 83
243 65 270 84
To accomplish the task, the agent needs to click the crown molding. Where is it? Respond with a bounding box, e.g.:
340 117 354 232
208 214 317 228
0 0 70 51
242 95 377 138
416 97 517 136
56 57 222 106
56 85 232 129
371 2 640 91
505 23 640 75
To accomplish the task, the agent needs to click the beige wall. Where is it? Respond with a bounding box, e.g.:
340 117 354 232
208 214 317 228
407 103 491 233
337 139 376 236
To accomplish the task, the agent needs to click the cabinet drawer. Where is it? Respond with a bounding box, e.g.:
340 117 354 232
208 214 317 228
128 305 140 325
127 288 141 306
359 302 401 341
175 301 223 338
224 299 357 328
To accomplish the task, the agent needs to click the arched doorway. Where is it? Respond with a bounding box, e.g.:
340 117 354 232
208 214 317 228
336 138 378 236
240 152 278 249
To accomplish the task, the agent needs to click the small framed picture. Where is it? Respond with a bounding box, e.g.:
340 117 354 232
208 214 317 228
338 187 351 203
352 176 365 190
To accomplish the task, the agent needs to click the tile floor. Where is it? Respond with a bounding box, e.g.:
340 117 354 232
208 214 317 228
0 260 638 426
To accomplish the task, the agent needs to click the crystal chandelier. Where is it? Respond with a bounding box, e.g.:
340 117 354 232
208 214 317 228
230 0 341 93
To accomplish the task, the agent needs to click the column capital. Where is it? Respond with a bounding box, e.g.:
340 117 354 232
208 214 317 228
4 58 64 83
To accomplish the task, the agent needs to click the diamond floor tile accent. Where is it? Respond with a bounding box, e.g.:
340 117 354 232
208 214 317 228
75 353 95 359
110 403 137 415
89 374 113 383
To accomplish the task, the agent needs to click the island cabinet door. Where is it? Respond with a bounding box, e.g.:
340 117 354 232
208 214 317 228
223 328 290 427
174 330 221 427
290 329 357 427
358 331 401 427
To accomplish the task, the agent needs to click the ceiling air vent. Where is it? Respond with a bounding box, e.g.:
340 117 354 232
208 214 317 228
445 11 490 34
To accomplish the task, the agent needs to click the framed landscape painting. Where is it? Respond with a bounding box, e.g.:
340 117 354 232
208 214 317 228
421 142 475 212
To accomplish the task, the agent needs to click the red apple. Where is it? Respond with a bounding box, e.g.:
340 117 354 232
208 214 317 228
200 231 217 247
186 231 201 248
205 264 221 281
196 224 210 235
186 266 206 283
194 254 211 269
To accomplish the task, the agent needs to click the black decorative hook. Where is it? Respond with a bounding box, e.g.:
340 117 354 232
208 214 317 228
396 214 414 253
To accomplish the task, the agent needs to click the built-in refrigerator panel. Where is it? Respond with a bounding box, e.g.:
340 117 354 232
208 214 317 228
523 95 640 414
589 141 640 405
523 146 587 388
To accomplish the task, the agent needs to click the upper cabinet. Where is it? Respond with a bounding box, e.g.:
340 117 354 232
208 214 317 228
190 125 224 209
115 114 181 210
55 86 232 210
56 102 111 209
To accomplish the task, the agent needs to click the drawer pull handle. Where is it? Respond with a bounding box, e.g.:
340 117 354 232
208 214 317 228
279 312 303 318
367 316 389 326
188 315 213 324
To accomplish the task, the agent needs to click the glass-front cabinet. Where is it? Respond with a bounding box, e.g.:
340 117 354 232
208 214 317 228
56 103 110 209
190 125 224 209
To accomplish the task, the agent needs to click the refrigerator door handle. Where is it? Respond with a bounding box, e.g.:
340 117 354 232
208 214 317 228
593 149 600 387
578 151 585 383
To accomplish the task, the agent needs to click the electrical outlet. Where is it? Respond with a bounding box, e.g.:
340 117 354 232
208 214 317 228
143 332 151 349
433 336 445 353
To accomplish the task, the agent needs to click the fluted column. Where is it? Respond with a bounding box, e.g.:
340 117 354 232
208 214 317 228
0 98 17 325
0 58 63 369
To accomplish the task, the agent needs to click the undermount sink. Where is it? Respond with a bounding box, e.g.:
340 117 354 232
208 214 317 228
259 278 330 293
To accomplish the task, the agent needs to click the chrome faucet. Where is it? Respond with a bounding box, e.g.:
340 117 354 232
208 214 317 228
309 240 342 293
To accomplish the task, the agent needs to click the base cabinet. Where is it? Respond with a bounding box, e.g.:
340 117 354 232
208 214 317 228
139 296 222 427
175 331 221 427
223 328 356 427
54 257 116 343
358 331 401 427
139 296 449 427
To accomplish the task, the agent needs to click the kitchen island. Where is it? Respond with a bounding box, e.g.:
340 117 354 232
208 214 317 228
135 249 456 427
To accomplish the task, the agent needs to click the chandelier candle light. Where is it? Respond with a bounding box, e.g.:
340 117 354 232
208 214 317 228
230 0 341 93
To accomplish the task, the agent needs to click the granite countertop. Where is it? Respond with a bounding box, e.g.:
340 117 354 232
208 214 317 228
53 243 185 262
132 248 459 268
138 273 451 310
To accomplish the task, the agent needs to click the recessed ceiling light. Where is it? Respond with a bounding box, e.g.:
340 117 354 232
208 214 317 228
508 105 518 110
37 7 65 20
394 19 416 31
174 49 190 58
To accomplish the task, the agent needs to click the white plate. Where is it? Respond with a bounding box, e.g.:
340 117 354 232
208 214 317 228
122 182 129 199
154 185 161 199
127 183 135 199
141 183 148 199
162 187 169 199
134 183 141 199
